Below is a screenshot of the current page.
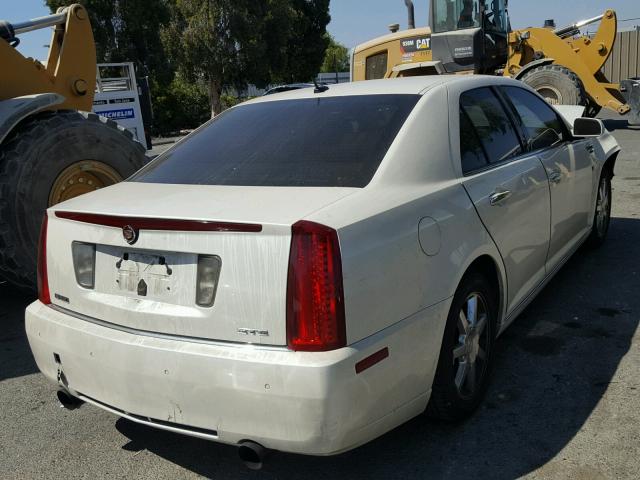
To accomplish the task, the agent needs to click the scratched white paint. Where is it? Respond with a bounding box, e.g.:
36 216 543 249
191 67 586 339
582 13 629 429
27 75 620 456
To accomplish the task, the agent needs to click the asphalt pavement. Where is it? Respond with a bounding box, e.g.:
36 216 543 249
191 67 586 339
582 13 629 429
1 112 639 479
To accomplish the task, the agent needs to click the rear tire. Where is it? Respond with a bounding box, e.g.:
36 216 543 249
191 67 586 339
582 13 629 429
0 111 147 290
521 64 587 107
427 271 497 422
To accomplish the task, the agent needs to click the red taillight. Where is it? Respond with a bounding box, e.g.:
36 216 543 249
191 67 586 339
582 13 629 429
286 220 346 352
37 214 51 305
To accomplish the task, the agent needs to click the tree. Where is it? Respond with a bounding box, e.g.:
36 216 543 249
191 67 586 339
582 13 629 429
45 0 172 85
164 0 330 116
152 74 210 134
44 0 331 126
278 0 331 83
320 34 349 74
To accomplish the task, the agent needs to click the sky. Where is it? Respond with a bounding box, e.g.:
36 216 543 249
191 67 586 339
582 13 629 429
4 0 640 61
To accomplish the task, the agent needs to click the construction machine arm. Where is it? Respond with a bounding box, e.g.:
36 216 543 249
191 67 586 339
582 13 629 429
507 10 629 115
0 4 96 112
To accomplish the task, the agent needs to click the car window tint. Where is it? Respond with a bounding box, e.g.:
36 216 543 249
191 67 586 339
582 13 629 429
130 95 420 188
502 86 566 151
460 88 522 164
460 107 488 173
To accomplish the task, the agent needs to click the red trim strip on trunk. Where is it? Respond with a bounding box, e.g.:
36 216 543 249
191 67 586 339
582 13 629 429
55 211 263 233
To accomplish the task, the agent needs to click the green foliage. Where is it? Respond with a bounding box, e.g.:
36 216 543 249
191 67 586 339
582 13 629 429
44 0 331 125
320 34 349 73
278 0 331 83
220 94 244 111
45 0 172 84
151 75 209 135
165 0 330 114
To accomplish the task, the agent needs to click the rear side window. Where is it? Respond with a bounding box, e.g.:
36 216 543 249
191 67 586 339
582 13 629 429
131 95 419 188
460 108 489 173
501 86 567 151
460 88 522 164
366 51 388 80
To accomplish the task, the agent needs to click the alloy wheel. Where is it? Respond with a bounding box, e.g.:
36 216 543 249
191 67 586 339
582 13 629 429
595 177 611 236
453 293 490 399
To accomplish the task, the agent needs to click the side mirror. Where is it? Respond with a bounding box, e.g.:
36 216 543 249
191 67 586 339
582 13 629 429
573 117 604 137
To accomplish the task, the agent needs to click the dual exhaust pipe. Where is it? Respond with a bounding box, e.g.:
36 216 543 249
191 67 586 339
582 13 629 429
55 390 269 469
237 441 268 470
56 389 84 410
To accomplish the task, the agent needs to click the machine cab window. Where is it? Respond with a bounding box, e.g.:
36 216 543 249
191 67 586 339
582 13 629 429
431 0 510 74
433 0 509 34
483 0 509 34
433 0 481 32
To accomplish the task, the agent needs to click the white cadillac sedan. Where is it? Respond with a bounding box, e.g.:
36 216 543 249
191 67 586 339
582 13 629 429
26 76 620 463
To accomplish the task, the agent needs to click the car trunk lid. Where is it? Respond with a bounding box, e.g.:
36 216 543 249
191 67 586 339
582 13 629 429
46 182 356 345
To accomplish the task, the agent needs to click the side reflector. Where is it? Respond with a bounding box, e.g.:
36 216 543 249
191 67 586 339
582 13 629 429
355 348 389 374
37 214 51 305
286 220 346 352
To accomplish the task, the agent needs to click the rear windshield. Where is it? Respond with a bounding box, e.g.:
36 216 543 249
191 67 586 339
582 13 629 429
130 94 420 188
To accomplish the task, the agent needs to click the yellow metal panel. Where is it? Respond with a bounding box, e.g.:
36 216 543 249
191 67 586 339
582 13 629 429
507 11 628 114
352 27 432 81
572 10 617 75
0 4 96 112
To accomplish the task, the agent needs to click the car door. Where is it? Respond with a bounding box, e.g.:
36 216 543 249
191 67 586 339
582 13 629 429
499 86 594 271
459 87 551 314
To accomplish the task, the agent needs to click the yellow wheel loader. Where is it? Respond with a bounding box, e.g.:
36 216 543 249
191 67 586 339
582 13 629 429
0 4 147 289
352 0 640 124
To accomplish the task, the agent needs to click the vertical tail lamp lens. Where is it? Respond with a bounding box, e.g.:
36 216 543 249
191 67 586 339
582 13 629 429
286 220 346 352
37 215 51 305
196 255 221 307
72 242 96 289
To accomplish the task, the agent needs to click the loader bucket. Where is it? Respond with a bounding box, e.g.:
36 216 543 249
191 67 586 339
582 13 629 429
620 78 640 126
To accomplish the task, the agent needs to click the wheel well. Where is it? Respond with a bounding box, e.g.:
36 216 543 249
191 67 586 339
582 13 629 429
513 58 554 81
603 152 618 178
465 255 503 326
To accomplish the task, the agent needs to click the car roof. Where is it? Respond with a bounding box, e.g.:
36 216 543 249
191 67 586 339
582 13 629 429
246 75 525 104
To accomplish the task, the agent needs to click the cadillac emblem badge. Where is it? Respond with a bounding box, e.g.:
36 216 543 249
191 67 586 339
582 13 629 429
122 225 138 245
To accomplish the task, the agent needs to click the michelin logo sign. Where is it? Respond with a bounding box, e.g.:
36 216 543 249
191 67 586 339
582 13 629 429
96 108 135 120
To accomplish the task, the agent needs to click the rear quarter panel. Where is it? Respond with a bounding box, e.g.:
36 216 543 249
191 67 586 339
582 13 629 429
309 85 506 345
333 183 504 344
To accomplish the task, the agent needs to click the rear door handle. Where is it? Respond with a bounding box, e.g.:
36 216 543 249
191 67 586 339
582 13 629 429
586 143 595 154
489 189 512 206
548 170 562 184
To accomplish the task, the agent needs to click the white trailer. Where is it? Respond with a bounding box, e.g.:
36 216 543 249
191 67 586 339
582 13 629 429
93 63 149 148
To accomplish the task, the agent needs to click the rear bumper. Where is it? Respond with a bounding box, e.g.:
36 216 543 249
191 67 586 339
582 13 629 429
25 300 449 455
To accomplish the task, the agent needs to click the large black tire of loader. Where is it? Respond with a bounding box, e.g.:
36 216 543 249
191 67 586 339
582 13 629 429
521 64 587 108
0 111 147 290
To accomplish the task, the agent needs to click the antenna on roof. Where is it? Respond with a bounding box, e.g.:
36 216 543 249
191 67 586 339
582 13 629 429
313 77 329 93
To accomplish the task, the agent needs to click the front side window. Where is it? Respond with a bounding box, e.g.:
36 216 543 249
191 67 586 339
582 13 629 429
365 51 389 80
433 0 481 33
460 88 522 165
130 95 420 188
501 86 567 151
